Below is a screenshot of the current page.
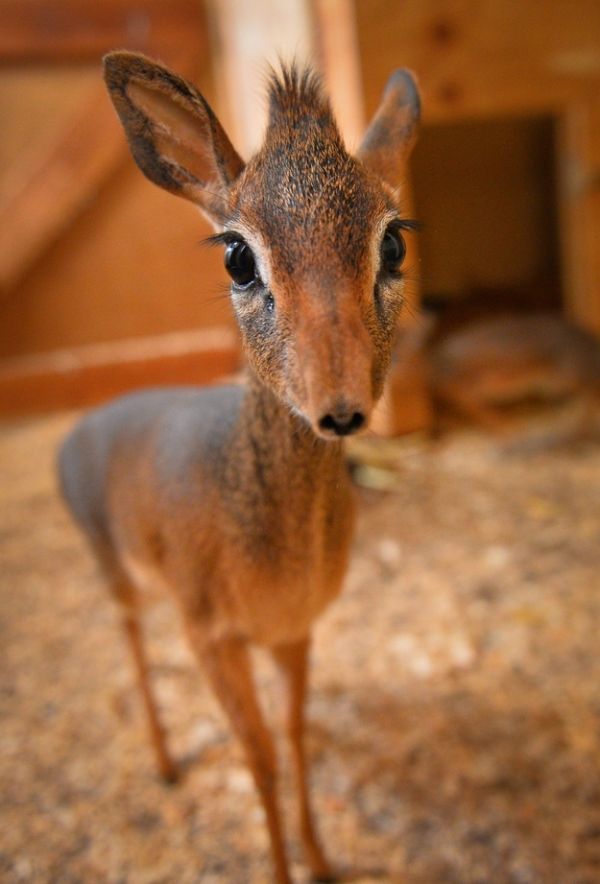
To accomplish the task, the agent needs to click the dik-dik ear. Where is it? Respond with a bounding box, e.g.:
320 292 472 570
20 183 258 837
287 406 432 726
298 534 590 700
103 52 244 224
357 69 420 187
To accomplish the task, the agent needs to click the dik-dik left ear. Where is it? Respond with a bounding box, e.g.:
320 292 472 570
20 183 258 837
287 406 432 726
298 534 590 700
103 51 244 225
357 69 420 187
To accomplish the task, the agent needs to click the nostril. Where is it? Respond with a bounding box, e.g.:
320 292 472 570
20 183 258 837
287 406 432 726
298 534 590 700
319 414 337 433
347 411 366 433
319 410 365 437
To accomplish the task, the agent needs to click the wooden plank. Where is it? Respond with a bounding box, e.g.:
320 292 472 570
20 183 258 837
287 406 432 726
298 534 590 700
0 327 241 417
0 0 207 64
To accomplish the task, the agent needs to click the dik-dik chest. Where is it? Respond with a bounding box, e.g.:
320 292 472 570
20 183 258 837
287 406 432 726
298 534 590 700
210 457 355 644
117 427 355 645
219 489 355 645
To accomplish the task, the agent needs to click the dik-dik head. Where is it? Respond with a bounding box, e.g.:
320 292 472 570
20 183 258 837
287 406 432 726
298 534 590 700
104 53 420 438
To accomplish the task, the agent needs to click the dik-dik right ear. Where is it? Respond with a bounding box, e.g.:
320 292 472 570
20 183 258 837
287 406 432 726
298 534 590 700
357 69 420 189
103 52 244 225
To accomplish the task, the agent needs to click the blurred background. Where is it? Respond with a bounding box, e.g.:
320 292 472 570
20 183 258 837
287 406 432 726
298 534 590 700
1 3 600 883
1 0 598 430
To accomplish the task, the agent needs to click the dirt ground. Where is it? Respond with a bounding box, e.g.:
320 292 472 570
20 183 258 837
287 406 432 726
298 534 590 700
1 412 599 883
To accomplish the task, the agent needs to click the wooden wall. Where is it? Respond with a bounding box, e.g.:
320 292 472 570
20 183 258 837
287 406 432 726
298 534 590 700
1 0 598 423
355 0 600 333
410 116 560 303
0 1 239 415
0 160 232 357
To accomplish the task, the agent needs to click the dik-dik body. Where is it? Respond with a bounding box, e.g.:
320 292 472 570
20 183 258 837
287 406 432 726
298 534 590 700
59 53 419 883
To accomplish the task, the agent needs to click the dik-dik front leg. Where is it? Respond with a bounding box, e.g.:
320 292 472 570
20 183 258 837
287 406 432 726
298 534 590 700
185 627 291 884
272 639 336 882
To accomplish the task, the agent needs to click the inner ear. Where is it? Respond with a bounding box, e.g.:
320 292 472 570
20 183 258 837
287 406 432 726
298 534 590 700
104 52 245 222
128 80 213 184
128 80 210 153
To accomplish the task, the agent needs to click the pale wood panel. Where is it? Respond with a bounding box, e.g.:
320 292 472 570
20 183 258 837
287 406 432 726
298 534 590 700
206 0 315 156
355 0 600 122
0 66 97 171
312 0 366 148
0 0 235 362
0 160 235 358
0 0 210 294
0 78 125 294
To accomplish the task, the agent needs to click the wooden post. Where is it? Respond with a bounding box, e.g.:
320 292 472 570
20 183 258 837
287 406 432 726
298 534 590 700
311 0 365 147
558 99 600 335
205 0 315 156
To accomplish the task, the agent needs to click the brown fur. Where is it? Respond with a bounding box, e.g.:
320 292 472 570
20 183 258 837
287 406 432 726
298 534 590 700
59 54 419 883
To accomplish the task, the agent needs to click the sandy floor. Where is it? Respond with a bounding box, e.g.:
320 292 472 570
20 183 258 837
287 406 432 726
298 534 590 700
1 412 599 883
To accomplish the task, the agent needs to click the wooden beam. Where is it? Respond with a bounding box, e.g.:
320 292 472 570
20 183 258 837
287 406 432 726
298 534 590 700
0 327 241 417
0 0 208 64
558 100 600 335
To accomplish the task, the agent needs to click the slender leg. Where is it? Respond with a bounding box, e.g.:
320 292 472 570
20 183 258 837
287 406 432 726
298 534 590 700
271 639 336 883
187 628 292 884
121 605 178 783
110 571 176 782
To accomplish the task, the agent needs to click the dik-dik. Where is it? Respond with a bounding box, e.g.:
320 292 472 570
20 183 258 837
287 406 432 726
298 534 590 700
59 52 419 883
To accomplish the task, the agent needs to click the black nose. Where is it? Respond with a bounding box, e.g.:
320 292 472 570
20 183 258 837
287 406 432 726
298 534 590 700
319 409 366 437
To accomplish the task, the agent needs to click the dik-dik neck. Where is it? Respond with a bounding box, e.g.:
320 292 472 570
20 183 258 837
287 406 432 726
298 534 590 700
235 368 345 485
223 369 351 573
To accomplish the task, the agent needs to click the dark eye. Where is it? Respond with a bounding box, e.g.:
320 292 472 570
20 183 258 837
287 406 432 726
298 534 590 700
380 226 407 275
224 240 257 288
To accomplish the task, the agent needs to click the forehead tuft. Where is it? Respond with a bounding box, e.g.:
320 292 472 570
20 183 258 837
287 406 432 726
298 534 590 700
267 64 329 125
233 65 383 276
